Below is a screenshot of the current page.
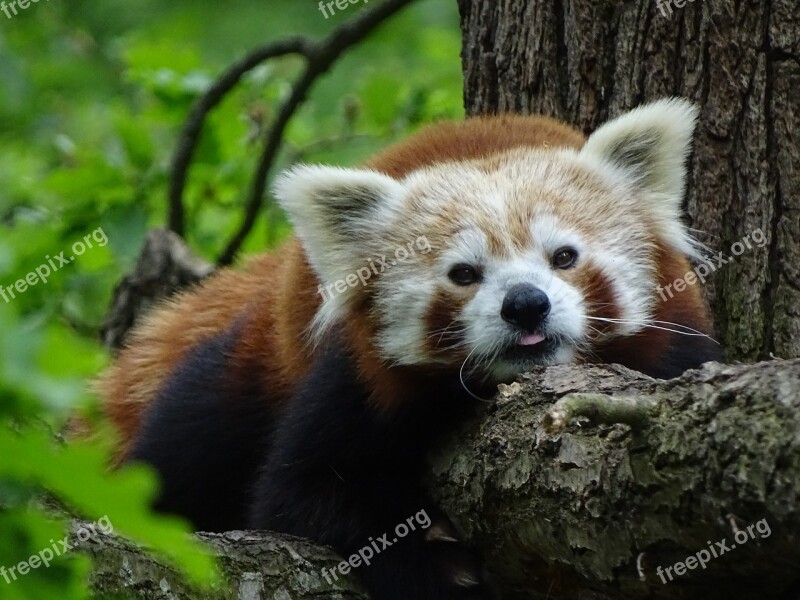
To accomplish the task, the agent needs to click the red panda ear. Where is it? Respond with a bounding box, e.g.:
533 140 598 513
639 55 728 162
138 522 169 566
580 98 698 203
273 164 404 284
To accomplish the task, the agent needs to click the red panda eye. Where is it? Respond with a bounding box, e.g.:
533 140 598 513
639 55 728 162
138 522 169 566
552 247 578 269
448 264 481 286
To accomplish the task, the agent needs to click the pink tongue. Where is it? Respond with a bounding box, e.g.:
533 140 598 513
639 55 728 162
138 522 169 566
518 333 546 346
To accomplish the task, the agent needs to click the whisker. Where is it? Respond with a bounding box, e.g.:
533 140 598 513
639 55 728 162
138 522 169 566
586 317 719 344
459 347 493 403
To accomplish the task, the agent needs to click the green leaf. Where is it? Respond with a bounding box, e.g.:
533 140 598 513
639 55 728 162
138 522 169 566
0 427 219 586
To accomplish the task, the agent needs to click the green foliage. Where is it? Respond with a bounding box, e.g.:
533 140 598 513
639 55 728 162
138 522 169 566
0 0 462 597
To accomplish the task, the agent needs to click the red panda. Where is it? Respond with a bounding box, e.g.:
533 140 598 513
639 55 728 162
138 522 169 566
98 99 719 600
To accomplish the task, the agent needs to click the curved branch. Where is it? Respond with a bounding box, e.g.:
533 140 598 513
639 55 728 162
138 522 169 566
215 63 318 266
216 0 418 266
167 38 313 236
165 0 418 256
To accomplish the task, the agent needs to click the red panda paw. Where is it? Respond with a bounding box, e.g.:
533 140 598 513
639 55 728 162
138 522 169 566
423 516 499 600
356 511 498 600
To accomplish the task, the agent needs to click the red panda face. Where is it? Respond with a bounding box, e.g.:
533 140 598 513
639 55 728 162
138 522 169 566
275 99 701 384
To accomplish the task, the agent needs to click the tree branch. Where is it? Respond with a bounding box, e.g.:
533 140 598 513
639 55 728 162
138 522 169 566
167 38 312 236
429 359 800 600
81 356 800 599
76 525 369 599
216 0 418 266
100 229 213 351
163 0 418 257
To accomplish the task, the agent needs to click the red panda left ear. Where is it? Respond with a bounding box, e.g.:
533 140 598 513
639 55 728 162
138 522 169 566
580 98 698 204
273 164 404 287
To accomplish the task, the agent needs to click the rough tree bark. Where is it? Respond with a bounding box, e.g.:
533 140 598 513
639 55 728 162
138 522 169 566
430 360 800 599
76 526 368 600
458 0 800 362
85 2 800 599
80 359 800 600
100 229 213 351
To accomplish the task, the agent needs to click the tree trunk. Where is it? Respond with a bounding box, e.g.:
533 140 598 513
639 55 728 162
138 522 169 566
457 0 800 362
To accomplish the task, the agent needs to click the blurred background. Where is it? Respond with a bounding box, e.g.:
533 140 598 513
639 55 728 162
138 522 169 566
0 1 461 596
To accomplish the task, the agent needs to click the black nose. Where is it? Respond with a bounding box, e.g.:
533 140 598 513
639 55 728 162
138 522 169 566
501 284 551 332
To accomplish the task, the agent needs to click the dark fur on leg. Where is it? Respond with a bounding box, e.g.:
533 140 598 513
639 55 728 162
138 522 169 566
128 327 276 532
128 327 492 598
248 341 494 598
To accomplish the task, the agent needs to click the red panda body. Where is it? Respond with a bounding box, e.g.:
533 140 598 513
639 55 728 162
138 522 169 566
100 114 593 449
99 103 719 600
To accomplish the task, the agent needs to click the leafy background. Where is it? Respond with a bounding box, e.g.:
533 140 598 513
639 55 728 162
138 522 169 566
0 0 462 597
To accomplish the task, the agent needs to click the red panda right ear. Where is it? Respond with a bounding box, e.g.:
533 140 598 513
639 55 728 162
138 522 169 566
273 164 405 287
580 98 698 204
580 98 704 260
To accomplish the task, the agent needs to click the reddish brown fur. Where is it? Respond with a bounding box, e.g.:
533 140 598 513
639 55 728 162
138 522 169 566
98 115 710 457
425 289 470 356
363 115 586 177
595 243 712 370
577 263 622 339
